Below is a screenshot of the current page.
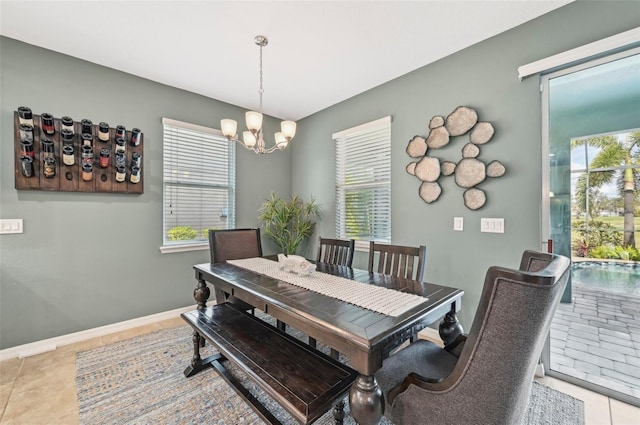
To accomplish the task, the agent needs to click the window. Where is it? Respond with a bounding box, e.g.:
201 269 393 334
333 116 391 245
161 118 235 252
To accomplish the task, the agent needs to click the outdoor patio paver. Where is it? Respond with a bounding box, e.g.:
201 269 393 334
551 283 640 402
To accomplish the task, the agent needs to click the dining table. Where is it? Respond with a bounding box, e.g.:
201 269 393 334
189 258 464 425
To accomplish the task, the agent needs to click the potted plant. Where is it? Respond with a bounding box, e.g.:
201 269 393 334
258 192 320 255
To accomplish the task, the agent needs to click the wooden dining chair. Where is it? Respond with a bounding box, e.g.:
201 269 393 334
209 228 262 313
316 237 355 267
368 241 426 281
309 237 356 354
209 228 262 263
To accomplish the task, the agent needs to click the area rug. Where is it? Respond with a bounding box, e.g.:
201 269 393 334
76 325 584 425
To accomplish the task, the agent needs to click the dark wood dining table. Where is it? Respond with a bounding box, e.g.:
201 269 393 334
190 260 464 425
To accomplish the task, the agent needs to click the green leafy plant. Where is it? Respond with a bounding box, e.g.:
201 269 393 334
167 226 198 241
201 227 220 239
258 192 320 255
588 244 640 261
572 219 623 257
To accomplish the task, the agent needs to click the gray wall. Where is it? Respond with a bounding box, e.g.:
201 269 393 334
293 1 640 329
2 1 639 349
0 38 291 349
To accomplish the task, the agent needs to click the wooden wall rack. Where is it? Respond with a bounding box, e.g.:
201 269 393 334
14 110 144 194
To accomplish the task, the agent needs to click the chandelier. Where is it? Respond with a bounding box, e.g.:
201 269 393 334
221 35 296 154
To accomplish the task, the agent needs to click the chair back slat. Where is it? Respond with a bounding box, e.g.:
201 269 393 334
368 241 426 281
316 237 355 267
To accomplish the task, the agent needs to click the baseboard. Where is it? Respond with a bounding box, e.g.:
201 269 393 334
0 304 198 362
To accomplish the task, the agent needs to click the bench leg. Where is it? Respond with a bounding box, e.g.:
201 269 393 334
183 330 224 378
333 398 345 425
184 331 204 377
309 337 317 349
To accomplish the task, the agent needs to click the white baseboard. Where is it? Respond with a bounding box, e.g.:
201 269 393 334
0 304 199 362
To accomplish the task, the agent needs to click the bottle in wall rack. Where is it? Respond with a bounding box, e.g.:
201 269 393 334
130 166 140 184
43 157 56 178
98 122 110 142
81 133 93 147
81 119 93 135
115 138 126 155
41 139 54 160
62 145 75 166
19 140 35 158
130 128 142 146
81 145 94 165
115 165 126 183
99 148 110 168
19 124 34 143
131 152 141 168
41 113 55 135
20 156 34 177
115 125 126 140
61 116 74 134
61 129 74 146
81 163 93 181
18 107 33 127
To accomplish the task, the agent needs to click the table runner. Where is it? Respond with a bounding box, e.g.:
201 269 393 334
227 257 427 317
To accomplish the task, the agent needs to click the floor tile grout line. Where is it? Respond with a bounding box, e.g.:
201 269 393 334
0 358 24 421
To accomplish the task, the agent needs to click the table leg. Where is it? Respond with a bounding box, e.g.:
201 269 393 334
349 374 384 425
193 278 210 309
193 279 210 348
438 304 464 345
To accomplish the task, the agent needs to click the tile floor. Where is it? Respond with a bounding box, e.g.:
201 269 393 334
1 317 639 425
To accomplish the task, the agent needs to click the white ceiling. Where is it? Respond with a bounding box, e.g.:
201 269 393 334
0 1 572 121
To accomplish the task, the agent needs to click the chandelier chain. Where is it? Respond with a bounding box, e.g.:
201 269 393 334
259 43 264 112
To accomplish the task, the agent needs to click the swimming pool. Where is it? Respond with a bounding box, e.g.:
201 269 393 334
571 261 640 296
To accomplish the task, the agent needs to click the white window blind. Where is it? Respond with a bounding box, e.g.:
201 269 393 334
334 116 391 243
162 118 235 248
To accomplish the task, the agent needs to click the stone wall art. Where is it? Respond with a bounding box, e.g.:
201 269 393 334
405 106 505 210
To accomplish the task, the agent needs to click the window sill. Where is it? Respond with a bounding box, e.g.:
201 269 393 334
159 243 208 254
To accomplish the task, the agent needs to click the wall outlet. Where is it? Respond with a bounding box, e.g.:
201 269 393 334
453 217 464 231
481 218 504 233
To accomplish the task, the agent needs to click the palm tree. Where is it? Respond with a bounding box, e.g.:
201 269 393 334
572 132 640 248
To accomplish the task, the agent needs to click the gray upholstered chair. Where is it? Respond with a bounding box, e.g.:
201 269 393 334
316 237 355 267
368 241 426 281
374 250 571 425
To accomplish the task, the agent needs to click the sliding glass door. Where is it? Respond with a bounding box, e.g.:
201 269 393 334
541 48 640 406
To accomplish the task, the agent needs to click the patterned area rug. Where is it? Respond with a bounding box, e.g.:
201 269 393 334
76 324 584 425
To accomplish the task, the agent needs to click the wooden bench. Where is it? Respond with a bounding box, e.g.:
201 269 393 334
181 303 358 425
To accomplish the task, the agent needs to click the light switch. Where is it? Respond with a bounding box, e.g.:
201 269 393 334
481 218 504 233
453 217 463 231
0 219 23 234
